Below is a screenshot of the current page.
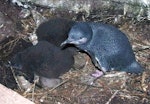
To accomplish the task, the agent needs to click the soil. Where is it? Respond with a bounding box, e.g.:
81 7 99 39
0 0 150 104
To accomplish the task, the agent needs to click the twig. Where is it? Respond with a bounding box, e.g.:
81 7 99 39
49 79 69 92
31 76 39 102
105 90 119 104
0 37 20 58
141 72 147 92
10 66 22 90
76 86 88 96
23 75 39 100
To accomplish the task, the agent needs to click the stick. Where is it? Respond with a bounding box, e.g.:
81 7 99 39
105 90 119 104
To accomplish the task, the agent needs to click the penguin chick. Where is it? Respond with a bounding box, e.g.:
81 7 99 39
11 41 74 87
61 22 143 74
36 18 75 47
36 18 77 54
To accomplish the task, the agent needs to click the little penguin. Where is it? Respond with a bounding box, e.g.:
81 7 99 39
61 22 143 75
11 41 74 87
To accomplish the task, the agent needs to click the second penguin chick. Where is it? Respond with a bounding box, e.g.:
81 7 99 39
11 41 74 87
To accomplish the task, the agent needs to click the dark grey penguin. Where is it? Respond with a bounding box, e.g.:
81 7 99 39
61 22 143 74
11 41 74 87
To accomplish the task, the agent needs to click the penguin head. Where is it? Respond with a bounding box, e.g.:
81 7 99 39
61 22 92 46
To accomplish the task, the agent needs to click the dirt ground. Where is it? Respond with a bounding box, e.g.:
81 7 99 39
0 0 150 104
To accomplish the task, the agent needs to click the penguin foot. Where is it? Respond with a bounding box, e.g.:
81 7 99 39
91 70 104 78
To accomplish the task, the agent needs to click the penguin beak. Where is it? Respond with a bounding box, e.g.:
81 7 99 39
60 40 70 47
61 39 79 47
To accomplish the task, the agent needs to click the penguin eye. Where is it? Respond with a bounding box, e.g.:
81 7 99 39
79 37 82 39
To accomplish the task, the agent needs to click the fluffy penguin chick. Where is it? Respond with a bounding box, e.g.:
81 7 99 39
11 41 74 87
36 18 77 54
61 22 143 74
36 18 76 47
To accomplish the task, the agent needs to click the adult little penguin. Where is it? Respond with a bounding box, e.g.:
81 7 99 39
11 41 74 87
61 22 143 75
